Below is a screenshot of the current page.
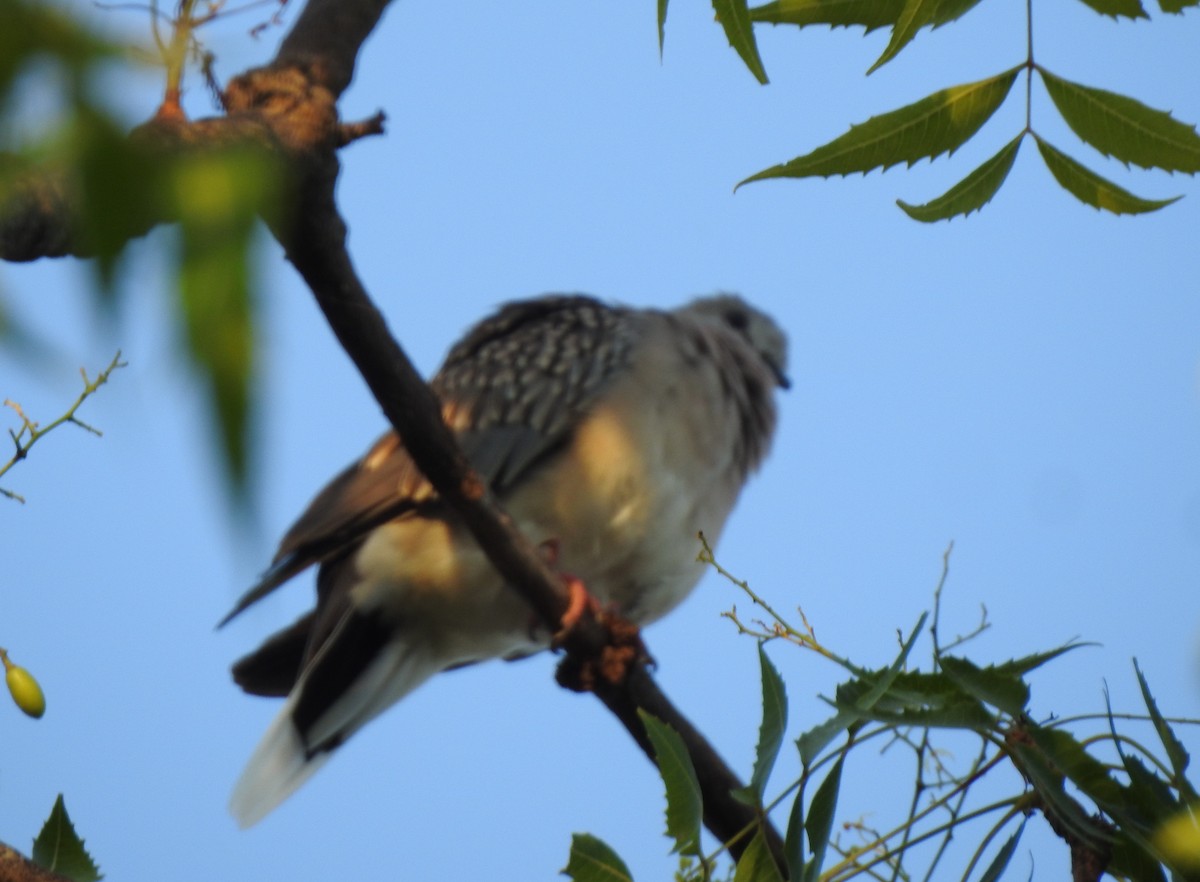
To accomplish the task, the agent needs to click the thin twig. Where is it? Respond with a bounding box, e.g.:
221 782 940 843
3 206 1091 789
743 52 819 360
0 351 125 503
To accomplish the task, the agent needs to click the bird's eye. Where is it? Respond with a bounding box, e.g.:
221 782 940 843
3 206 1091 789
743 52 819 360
724 309 749 331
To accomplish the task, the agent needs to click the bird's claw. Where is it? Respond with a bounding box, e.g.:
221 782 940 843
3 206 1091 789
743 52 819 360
551 575 651 692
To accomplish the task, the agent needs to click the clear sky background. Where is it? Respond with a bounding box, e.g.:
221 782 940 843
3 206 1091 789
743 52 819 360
2 1 1199 880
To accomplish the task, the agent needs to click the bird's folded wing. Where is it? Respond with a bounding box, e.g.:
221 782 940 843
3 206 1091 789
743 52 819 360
219 295 638 626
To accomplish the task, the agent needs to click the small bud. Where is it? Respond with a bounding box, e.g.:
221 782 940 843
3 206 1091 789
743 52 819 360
1 648 46 719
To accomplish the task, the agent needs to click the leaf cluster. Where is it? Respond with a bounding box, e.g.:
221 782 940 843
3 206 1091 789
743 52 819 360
659 0 1200 219
565 553 1200 882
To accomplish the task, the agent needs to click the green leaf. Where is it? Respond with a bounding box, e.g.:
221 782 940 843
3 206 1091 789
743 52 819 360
803 756 844 882
748 0 986 33
783 783 806 881
1121 753 1178 827
750 0 903 31
638 711 703 856
713 0 769 83
75 108 164 295
658 0 670 55
978 820 1026 882
1108 830 1169 882
1034 136 1181 214
994 641 1092 678
1039 68 1200 172
563 834 634 882
172 149 273 493
0 0 119 98
1159 0 1200 12
1134 660 1197 802
834 669 994 729
869 0 942 73
738 67 1019 185
1008 738 1106 849
746 644 788 803
898 134 1022 221
734 828 787 882
1070 0 1148 17
929 0 990 27
796 711 858 767
939 655 1029 716
31 796 103 882
1026 726 1126 813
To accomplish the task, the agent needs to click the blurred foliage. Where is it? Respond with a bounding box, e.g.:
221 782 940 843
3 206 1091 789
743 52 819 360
31 796 102 882
566 541 1200 882
0 0 279 497
659 0 1200 219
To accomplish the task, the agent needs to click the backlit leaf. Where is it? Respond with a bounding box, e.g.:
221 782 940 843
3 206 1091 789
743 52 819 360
173 149 272 493
1070 0 1148 17
738 67 1018 185
714 0 769 83
1040 68 1200 172
658 0 669 54
639 711 703 856
563 834 634 882
898 133 1022 221
1159 0 1200 12
1034 136 1181 214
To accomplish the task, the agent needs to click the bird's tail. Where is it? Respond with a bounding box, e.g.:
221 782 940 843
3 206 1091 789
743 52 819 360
230 636 443 828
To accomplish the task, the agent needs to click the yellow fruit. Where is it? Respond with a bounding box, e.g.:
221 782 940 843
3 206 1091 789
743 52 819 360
1 650 45 718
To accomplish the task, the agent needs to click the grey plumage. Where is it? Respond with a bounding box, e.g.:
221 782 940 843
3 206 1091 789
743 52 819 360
224 293 787 825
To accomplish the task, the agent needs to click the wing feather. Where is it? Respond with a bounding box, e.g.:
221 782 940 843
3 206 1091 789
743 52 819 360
221 295 637 629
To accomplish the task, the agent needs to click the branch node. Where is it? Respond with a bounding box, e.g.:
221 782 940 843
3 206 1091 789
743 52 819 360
336 110 386 147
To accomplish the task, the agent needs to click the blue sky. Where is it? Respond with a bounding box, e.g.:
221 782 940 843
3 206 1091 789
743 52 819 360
3 1 1199 879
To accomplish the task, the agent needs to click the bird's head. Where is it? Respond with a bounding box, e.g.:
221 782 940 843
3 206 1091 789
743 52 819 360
683 294 790 390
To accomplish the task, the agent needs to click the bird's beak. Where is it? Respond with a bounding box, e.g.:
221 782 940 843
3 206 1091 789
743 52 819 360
769 360 791 390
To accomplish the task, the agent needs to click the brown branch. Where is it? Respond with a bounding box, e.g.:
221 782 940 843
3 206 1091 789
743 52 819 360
0 843 75 882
